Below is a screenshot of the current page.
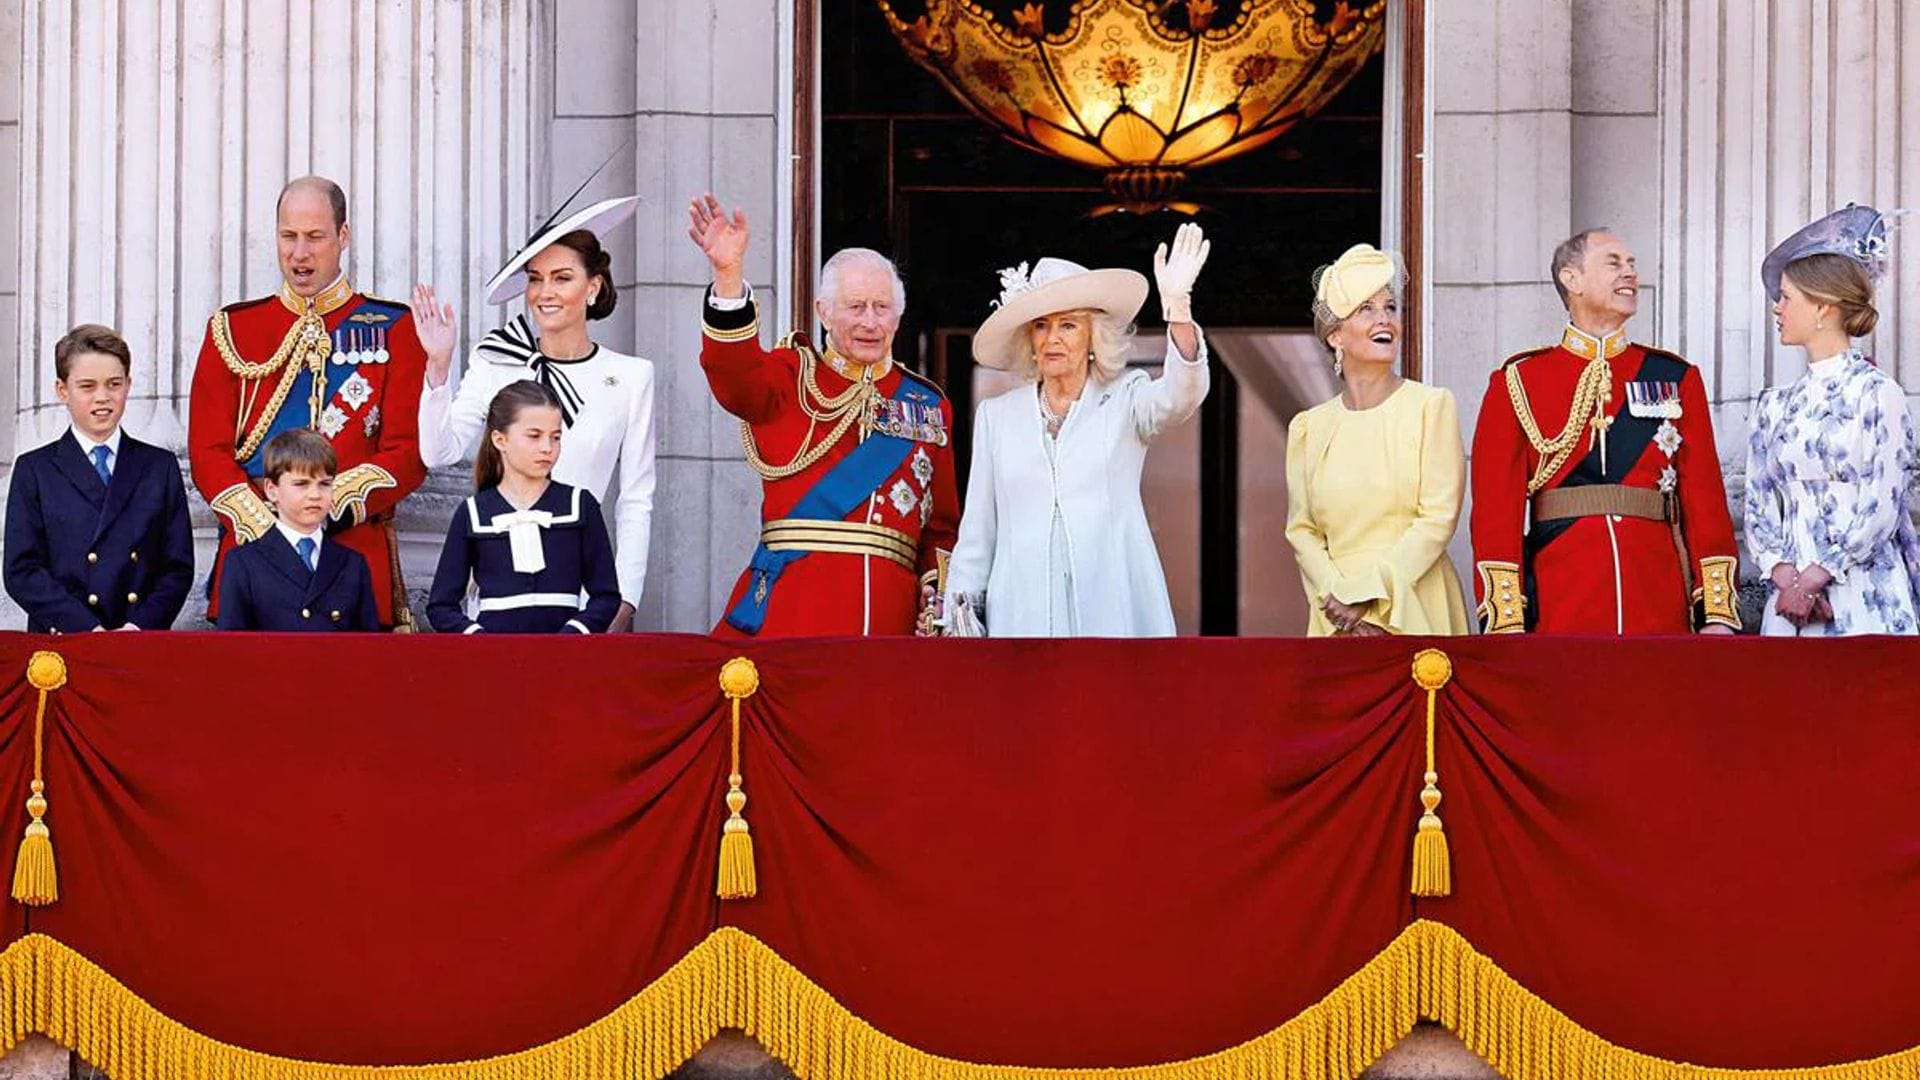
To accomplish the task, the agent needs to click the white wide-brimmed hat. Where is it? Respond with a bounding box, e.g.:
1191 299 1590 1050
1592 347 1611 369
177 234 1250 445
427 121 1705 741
972 257 1149 371
483 195 642 304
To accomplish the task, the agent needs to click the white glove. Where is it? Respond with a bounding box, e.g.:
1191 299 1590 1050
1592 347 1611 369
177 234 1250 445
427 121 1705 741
1152 222 1210 325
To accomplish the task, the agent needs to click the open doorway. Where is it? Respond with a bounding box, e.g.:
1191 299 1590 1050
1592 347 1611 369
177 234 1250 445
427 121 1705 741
806 0 1422 634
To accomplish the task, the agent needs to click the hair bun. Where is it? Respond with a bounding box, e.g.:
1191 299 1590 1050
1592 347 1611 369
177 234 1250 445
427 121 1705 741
1844 303 1878 338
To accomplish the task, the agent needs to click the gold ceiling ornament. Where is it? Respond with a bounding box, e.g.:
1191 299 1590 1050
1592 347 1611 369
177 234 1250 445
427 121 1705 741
878 0 1386 212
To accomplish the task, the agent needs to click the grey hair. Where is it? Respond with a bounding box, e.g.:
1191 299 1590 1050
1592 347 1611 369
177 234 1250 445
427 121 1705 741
1551 227 1614 309
818 247 907 316
1005 310 1136 384
278 175 348 230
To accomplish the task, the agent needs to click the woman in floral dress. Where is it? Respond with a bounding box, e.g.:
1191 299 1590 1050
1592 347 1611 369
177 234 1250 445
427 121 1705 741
1745 205 1920 636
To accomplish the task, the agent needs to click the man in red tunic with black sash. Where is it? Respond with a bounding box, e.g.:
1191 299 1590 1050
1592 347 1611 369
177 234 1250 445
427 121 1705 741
188 177 442 629
1470 229 1742 634
687 193 958 636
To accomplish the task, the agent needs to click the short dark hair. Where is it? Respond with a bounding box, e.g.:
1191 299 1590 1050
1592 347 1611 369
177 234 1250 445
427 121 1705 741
1550 228 1614 309
545 229 619 321
277 176 348 230
262 428 338 482
54 324 133 381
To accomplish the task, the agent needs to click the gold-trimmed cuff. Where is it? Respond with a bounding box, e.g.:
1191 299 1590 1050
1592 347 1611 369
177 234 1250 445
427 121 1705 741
1476 561 1526 634
702 317 761 344
331 463 398 527
209 482 275 544
1694 555 1741 629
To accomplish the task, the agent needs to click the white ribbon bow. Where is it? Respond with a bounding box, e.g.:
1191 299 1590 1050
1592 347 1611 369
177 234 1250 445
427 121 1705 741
492 509 553 574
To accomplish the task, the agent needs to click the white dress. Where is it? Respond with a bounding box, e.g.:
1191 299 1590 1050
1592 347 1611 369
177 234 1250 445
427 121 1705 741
946 333 1210 637
1744 349 1920 636
418 316 657 606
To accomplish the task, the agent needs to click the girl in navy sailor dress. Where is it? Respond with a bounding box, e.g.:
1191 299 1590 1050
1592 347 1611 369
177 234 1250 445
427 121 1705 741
428 380 621 633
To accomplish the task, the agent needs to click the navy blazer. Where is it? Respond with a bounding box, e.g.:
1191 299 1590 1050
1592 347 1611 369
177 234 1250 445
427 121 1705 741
214 530 378 632
4 431 196 632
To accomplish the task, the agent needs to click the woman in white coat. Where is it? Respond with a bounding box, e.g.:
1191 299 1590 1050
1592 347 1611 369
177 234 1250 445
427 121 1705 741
411 196 657 630
942 224 1211 637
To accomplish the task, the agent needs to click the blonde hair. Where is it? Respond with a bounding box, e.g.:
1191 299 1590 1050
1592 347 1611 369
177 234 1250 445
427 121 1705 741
1004 309 1136 383
1783 253 1878 338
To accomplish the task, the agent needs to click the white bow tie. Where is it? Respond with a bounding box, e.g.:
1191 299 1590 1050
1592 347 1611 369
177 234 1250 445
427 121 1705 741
492 509 554 573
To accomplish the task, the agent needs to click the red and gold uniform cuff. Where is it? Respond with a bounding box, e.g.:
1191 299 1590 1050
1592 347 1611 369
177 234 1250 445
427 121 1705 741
1693 555 1741 630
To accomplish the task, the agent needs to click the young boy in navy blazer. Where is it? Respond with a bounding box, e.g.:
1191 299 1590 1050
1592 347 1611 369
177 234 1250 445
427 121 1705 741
214 429 378 631
4 324 195 632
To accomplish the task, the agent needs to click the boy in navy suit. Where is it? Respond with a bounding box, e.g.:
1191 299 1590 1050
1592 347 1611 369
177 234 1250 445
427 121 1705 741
214 429 378 631
4 324 195 632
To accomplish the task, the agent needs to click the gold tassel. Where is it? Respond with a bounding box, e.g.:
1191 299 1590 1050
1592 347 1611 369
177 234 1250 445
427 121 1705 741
1409 649 1452 898
716 657 761 900
13 651 68 906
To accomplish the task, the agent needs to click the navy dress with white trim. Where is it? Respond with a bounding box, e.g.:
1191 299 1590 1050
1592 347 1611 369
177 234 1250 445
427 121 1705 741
427 482 621 633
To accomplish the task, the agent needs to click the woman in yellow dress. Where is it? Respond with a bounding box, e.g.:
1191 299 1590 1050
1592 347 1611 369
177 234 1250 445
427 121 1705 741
1285 244 1469 636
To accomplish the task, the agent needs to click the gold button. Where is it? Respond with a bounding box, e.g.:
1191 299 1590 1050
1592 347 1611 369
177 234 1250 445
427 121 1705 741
129 551 139 563
301 608 311 619
86 594 98 605
126 592 138 603
330 610 342 622
86 552 98 564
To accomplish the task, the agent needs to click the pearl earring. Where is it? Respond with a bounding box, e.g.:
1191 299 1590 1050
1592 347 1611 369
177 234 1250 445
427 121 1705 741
1333 346 1344 379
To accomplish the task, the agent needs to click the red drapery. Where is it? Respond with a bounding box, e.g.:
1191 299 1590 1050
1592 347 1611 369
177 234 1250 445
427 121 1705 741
0 632 1914 1075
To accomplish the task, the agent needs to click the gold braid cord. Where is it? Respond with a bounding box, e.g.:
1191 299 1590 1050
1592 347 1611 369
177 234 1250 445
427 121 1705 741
1505 356 1612 495
214 309 332 463
741 345 883 482
4 920 1917 1080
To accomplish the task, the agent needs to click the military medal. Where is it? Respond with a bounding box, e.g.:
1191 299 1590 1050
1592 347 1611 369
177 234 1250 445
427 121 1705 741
1627 380 1682 419
330 329 348 366
372 327 390 365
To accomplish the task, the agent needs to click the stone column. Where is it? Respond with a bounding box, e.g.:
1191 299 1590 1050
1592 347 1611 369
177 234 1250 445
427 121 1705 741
1425 0 1575 576
545 0 792 631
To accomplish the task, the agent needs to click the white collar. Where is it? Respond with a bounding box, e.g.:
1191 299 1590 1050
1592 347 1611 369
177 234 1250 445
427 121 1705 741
274 519 324 554
1808 349 1859 379
69 426 124 460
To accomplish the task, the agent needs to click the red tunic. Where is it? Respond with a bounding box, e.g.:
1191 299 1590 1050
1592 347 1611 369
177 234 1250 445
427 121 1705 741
1469 325 1741 634
187 278 427 628
701 292 959 637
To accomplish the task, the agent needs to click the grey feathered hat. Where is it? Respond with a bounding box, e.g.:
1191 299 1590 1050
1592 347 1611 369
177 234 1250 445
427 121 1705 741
1761 203 1889 302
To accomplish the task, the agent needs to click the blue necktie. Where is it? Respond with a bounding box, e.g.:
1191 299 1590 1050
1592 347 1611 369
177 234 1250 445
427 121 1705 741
295 537 317 574
90 445 112 487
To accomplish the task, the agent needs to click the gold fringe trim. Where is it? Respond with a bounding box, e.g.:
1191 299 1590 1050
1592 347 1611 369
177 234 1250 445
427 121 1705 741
0 923 1916 1080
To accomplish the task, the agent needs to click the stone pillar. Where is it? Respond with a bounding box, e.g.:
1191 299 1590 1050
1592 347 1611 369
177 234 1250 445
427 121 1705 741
0 0 17 467
1425 0 1575 577
544 0 791 631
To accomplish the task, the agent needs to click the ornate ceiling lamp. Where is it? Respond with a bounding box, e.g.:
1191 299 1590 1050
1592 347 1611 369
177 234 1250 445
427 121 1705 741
877 0 1387 212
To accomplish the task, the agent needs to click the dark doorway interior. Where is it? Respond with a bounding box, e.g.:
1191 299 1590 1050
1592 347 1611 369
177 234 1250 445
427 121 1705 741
821 0 1385 633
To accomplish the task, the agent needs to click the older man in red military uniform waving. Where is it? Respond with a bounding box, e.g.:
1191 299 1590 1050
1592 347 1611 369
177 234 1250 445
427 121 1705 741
687 193 958 637
189 176 452 629
1470 229 1742 635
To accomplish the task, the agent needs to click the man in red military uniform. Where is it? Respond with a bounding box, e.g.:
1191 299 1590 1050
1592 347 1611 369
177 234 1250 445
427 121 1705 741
1470 229 1741 634
687 193 958 636
189 177 445 629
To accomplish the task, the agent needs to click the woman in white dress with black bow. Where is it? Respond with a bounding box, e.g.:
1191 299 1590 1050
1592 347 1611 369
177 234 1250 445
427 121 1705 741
412 196 657 630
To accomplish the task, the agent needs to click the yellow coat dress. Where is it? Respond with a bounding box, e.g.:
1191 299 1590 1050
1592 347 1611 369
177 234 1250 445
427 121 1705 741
1285 381 1470 636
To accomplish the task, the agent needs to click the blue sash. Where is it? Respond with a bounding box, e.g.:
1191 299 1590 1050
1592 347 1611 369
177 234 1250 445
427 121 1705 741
723 376 937 634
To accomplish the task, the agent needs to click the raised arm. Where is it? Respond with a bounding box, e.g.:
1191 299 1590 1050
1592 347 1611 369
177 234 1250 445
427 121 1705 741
689 193 791 422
